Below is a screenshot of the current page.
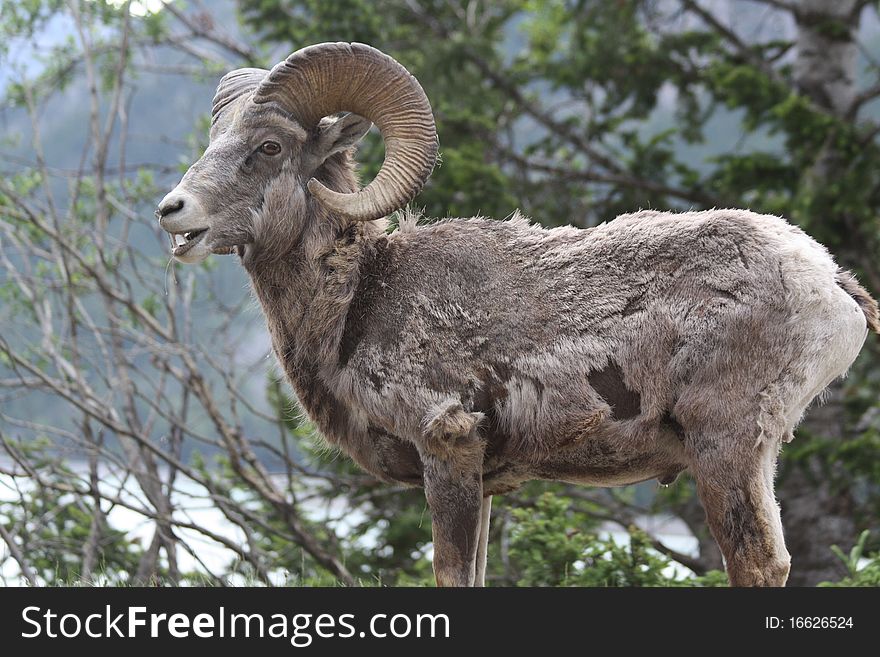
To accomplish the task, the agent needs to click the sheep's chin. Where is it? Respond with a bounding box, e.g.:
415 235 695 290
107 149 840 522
173 244 211 264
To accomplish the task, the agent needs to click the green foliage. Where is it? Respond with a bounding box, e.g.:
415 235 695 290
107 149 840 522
507 492 683 587
0 0 65 61
820 531 880 587
240 0 384 49
501 491 731 587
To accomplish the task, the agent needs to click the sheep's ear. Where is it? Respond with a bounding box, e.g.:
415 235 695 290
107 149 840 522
314 113 372 162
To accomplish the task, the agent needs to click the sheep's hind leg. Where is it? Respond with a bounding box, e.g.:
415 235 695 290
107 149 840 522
420 399 486 587
475 496 492 587
689 433 790 587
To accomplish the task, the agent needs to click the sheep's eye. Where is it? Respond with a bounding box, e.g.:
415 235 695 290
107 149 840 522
260 141 281 156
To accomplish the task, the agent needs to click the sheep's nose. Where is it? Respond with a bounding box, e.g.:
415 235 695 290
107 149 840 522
156 197 184 219
156 189 203 233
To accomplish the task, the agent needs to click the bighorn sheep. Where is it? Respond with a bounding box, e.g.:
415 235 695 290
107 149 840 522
157 42 879 587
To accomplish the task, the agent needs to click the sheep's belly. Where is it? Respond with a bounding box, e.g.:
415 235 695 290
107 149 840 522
479 453 685 495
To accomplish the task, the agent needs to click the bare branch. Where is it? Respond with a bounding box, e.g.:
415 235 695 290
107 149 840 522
162 3 261 65
749 0 798 13
848 82 880 117
682 0 787 88
0 520 39 585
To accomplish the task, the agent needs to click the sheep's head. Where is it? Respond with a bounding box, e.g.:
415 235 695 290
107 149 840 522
156 42 438 264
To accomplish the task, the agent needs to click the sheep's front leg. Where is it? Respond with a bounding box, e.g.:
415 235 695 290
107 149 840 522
420 400 486 587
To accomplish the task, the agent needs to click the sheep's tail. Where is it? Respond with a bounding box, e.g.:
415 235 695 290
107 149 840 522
836 268 880 335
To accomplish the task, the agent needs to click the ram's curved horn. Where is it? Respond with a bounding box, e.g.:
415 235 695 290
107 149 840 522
252 42 438 222
211 67 268 141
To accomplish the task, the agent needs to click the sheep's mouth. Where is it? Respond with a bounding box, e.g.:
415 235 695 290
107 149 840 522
170 228 208 256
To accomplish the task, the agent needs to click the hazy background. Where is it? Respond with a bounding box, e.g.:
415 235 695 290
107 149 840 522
1 0 879 587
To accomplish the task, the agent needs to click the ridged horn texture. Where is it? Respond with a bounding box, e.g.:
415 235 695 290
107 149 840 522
211 68 269 141
252 42 438 222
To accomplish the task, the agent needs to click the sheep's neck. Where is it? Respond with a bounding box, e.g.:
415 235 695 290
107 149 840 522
245 220 374 432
